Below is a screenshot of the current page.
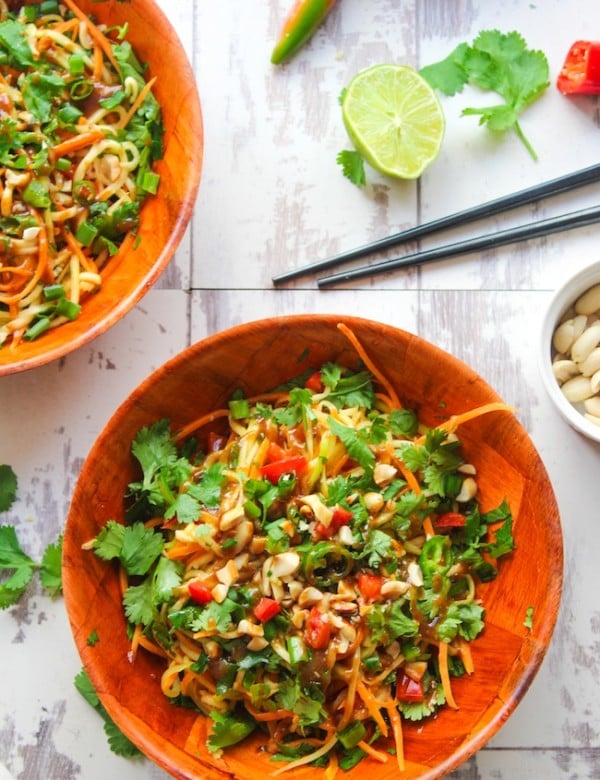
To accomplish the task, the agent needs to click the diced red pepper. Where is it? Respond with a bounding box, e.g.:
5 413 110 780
434 512 467 529
254 597 281 623
357 572 384 601
396 672 425 703
557 41 600 95
260 455 307 484
314 505 353 539
304 606 331 649
305 370 325 393
188 580 214 605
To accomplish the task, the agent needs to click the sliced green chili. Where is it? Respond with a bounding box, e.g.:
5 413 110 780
303 541 353 588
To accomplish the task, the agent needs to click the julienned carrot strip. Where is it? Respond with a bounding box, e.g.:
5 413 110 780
435 402 515 436
62 228 98 274
385 700 405 771
245 705 295 722
61 0 120 72
438 641 458 709
422 516 435 538
136 633 168 659
337 322 402 409
338 649 361 730
355 678 388 736
51 129 104 160
324 747 339 780
356 740 389 763
0 224 48 305
394 456 421 495
174 408 231 443
118 565 128 596
457 637 475 674
118 76 157 129
130 622 143 660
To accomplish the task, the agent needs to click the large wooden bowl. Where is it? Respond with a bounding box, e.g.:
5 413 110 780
63 315 563 779
0 0 202 376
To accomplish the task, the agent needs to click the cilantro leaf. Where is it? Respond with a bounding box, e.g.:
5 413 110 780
420 29 549 159
336 149 366 188
437 603 485 642
39 535 63 597
328 417 374 473
321 367 375 409
186 462 227 510
0 524 36 608
74 668 143 758
0 464 17 511
208 710 257 751
94 521 163 576
123 578 156 626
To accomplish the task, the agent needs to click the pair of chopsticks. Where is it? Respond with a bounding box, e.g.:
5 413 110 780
272 162 600 287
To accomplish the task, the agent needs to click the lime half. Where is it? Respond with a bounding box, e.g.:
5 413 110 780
342 64 445 180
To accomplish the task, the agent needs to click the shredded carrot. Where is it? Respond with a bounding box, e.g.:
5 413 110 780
438 641 459 709
356 739 389 763
118 76 157 129
433 402 515 437
422 516 435 538
0 215 50 305
130 622 143 661
118 565 128 596
163 540 203 560
394 456 421 495
92 39 104 81
62 228 99 274
384 700 405 771
137 633 168 659
337 322 402 409
50 129 105 160
245 705 295 722
355 678 388 736
61 0 120 72
174 408 231 443
457 637 475 675
324 747 339 780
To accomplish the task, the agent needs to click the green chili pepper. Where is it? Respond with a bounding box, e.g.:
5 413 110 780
69 79 94 101
302 540 353 588
419 535 453 580
271 0 337 65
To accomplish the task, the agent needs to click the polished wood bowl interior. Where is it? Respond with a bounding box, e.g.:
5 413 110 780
0 0 203 376
63 315 563 779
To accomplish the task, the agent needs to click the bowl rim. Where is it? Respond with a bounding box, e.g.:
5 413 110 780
0 0 203 377
63 314 563 780
539 259 600 444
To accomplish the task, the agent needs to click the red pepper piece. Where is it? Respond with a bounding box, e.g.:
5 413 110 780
557 41 600 95
254 597 282 622
396 672 425 703
357 572 384 601
271 0 337 65
314 504 353 539
305 370 325 393
260 455 307 484
304 606 331 649
188 580 214 604
434 511 467 529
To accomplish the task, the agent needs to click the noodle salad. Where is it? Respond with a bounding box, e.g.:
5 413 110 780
88 325 515 773
0 0 163 347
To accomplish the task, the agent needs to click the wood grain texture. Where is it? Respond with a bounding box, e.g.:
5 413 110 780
62 315 562 780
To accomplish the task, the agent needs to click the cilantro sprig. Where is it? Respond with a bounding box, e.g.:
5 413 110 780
419 29 549 159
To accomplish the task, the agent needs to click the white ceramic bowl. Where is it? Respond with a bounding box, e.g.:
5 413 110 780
540 260 600 444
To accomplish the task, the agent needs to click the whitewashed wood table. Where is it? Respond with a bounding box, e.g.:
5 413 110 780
2 1 600 778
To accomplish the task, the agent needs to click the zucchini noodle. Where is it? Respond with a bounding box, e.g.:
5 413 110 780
90 326 516 773
0 0 163 348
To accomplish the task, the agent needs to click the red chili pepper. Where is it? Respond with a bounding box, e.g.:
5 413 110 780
254 597 282 623
260 454 307 484
357 572 384 601
434 511 467 529
396 672 425 703
271 0 337 65
188 580 214 605
557 41 600 95
304 606 331 649
305 370 325 393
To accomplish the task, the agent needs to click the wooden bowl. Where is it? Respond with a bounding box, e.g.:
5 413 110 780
0 0 202 376
63 315 563 779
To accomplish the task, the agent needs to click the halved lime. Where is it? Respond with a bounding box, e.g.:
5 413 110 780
342 64 445 180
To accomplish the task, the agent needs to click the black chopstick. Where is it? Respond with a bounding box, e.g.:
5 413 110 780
316 204 600 287
272 162 600 285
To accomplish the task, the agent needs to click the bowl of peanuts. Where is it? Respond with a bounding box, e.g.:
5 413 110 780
540 260 600 443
